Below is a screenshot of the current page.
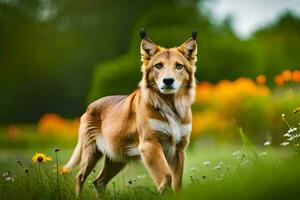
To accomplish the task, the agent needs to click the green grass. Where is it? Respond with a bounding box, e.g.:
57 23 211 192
1 138 300 200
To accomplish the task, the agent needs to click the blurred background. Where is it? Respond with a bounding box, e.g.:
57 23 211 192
0 0 300 147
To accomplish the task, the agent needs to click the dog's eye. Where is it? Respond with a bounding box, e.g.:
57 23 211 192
154 63 163 70
176 64 184 70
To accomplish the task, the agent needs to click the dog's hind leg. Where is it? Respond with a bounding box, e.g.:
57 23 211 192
93 156 126 193
76 142 102 196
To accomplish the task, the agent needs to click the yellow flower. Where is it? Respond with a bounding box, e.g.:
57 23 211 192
32 153 53 163
58 167 71 175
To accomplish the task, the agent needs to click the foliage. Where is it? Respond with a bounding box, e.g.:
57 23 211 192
192 77 300 144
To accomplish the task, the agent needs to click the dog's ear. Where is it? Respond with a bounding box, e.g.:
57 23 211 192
178 31 197 62
140 29 159 61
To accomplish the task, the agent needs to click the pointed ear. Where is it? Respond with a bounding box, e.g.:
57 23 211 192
140 29 159 61
179 32 197 62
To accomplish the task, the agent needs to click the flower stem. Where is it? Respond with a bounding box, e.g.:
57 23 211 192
38 163 43 184
55 151 60 200
41 163 50 179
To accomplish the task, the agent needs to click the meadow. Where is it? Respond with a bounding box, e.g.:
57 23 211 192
1 74 300 200
1 129 300 200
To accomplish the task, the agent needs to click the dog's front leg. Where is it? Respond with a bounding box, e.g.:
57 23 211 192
139 138 172 193
169 137 189 192
169 149 184 192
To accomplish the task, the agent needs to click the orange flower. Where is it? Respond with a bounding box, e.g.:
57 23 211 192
282 70 292 81
58 167 71 175
256 75 266 85
292 70 300 82
274 75 284 86
37 113 79 137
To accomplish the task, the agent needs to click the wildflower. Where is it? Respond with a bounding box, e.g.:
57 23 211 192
54 148 60 152
213 165 221 170
284 133 292 137
190 166 198 172
17 160 22 166
32 153 53 163
215 177 222 181
2 171 9 177
293 134 300 139
217 161 224 165
137 174 146 179
126 179 137 187
292 70 300 82
275 75 284 86
264 141 271 146
232 150 241 156
256 75 266 85
282 70 292 81
259 152 267 156
281 142 290 146
287 128 297 134
58 167 71 175
203 161 211 166
281 114 292 129
241 160 250 165
293 107 300 114
5 177 14 182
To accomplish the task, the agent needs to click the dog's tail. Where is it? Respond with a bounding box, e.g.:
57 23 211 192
64 139 82 169
60 125 84 174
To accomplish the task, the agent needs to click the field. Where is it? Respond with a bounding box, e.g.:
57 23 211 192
1 128 300 200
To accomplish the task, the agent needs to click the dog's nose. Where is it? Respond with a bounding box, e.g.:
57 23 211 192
163 78 174 86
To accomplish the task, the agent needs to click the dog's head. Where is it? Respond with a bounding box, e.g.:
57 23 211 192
140 30 197 95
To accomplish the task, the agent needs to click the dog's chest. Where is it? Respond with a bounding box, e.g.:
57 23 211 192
148 118 191 143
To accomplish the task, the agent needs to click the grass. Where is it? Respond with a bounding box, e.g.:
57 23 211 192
1 132 300 200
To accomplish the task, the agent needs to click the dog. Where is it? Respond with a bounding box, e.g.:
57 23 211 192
63 30 197 195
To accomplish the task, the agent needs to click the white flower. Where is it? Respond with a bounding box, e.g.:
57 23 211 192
217 161 224 165
259 152 267 156
281 142 290 146
5 177 14 182
232 150 241 156
215 177 222 181
241 160 250 166
294 134 300 139
281 114 285 118
189 167 198 172
264 141 271 146
284 133 292 137
2 172 9 177
287 137 294 141
287 127 297 134
203 161 211 166
213 165 221 170
137 175 146 179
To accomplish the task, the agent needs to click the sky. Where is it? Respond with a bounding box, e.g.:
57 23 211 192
202 0 300 38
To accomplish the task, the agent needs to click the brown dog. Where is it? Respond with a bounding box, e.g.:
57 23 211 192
63 30 197 195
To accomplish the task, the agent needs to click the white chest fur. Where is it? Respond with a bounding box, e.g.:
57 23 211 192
148 118 191 143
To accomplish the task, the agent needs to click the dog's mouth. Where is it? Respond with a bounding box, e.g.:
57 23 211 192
161 85 174 90
160 85 177 94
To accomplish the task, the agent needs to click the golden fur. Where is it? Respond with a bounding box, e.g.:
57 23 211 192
63 32 197 195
